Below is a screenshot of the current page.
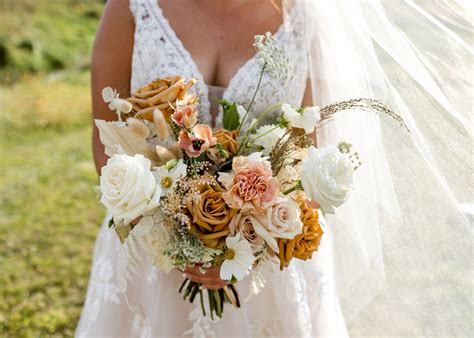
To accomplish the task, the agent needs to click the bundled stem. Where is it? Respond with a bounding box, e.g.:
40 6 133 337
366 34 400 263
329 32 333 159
179 279 241 318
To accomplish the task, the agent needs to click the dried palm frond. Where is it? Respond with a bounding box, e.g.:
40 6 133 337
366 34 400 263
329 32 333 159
95 119 159 165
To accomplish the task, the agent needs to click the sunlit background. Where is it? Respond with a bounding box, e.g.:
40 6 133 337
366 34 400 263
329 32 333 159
0 1 105 336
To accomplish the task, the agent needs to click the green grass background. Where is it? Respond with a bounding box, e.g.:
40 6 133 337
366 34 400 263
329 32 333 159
0 1 105 336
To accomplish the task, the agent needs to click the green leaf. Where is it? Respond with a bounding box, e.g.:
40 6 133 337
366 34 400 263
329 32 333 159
221 100 240 131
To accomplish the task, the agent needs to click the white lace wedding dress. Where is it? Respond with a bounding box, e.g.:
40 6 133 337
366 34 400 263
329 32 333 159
76 1 348 337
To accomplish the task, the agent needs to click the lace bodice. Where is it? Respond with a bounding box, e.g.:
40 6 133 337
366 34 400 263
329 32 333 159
129 0 309 127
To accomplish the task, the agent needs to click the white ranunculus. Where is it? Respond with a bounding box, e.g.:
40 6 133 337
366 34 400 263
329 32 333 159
282 103 321 134
253 124 285 155
251 196 303 253
100 154 162 223
301 146 354 214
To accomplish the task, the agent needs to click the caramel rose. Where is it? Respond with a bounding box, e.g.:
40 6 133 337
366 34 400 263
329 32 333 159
277 195 323 270
187 182 237 248
214 129 239 156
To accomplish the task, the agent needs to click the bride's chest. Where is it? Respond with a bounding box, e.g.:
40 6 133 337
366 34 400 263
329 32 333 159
157 2 283 88
129 0 309 126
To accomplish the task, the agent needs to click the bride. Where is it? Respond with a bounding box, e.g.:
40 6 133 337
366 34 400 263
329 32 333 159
77 0 472 337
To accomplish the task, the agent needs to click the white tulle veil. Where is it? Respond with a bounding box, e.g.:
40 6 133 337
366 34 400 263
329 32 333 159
282 0 472 335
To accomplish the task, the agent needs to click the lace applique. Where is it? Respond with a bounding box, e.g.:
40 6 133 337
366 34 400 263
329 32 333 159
77 256 122 335
183 306 217 338
131 312 153 338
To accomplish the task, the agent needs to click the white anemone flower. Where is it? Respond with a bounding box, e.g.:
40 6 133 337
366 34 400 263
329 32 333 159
253 124 285 155
153 159 187 193
282 103 321 134
220 234 255 281
102 87 133 121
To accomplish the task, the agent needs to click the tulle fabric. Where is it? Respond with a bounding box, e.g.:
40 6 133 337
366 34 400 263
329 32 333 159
285 0 472 335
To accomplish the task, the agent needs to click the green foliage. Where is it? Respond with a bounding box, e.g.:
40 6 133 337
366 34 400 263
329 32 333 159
220 100 240 131
0 0 103 83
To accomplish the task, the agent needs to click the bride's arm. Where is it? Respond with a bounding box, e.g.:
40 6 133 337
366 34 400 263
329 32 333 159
91 0 135 175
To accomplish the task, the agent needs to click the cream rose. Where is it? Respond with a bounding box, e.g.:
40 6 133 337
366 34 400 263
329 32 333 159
229 213 264 252
100 154 162 223
251 196 303 253
300 146 354 214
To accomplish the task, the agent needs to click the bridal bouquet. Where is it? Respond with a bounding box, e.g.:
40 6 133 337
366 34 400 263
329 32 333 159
95 33 405 318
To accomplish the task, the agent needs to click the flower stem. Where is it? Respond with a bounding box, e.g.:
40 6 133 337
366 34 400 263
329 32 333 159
251 125 280 143
283 180 303 195
238 63 266 130
236 102 282 155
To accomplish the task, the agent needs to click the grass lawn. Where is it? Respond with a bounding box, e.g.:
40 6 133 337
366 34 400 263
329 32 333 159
0 1 105 335
0 124 103 337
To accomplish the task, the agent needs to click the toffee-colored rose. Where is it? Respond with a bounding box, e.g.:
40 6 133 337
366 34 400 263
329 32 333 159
214 129 239 155
277 195 323 270
187 182 237 248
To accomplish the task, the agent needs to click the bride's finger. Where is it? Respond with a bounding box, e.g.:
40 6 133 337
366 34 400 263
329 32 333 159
201 281 227 290
184 265 220 278
184 272 222 284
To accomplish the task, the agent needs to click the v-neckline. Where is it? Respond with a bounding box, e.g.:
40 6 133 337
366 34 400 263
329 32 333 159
152 0 286 98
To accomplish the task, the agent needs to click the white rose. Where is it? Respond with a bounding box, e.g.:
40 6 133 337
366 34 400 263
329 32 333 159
301 146 354 214
251 196 303 253
253 124 285 155
282 103 321 134
100 154 162 223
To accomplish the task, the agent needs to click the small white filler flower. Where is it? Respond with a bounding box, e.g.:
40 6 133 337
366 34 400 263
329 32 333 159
102 87 133 121
220 235 255 281
282 103 321 134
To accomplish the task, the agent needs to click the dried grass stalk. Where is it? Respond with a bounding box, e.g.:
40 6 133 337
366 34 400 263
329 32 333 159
270 128 311 176
319 98 410 132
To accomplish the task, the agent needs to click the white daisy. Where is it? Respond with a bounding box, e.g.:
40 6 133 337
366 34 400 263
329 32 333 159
282 103 321 134
220 234 255 281
153 159 187 193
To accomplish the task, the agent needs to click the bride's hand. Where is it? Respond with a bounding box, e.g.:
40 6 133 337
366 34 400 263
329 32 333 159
183 265 228 290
